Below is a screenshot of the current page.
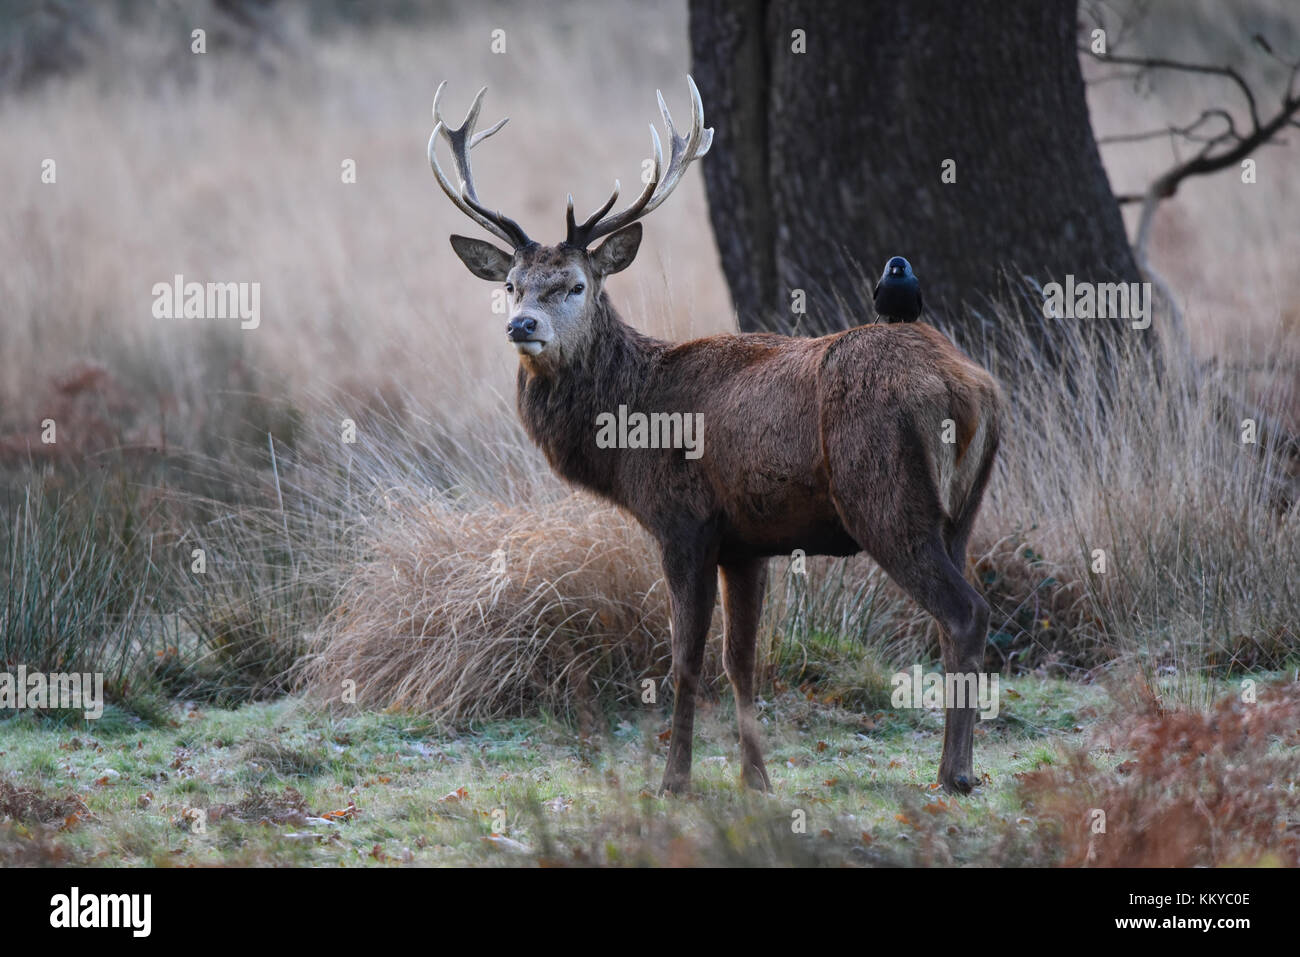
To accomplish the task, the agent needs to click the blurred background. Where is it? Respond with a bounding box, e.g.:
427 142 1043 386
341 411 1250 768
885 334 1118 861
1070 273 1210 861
0 0 733 455
0 0 1295 448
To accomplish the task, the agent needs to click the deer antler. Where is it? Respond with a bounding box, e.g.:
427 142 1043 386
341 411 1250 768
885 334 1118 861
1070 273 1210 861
565 75 713 248
429 82 533 249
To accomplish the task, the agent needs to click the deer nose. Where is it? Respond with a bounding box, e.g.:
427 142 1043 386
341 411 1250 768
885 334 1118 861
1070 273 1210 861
507 315 538 341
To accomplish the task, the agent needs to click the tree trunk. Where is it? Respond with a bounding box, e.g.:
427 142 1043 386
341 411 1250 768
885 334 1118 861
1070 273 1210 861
688 0 1140 345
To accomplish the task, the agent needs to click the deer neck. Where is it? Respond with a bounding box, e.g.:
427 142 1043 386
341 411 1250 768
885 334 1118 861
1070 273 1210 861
515 293 663 499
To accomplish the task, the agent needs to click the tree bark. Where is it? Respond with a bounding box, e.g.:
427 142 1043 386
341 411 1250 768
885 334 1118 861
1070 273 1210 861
688 0 1140 344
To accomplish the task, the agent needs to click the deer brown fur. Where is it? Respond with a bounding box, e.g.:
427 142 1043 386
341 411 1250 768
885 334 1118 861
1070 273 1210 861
432 80 1003 796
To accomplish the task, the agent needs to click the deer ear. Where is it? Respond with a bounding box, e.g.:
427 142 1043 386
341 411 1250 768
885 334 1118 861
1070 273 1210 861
450 235 513 281
590 223 643 277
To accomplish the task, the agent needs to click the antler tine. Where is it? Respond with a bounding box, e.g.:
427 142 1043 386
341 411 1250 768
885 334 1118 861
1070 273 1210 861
569 123 664 247
470 117 508 149
576 76 711 247
566 182 621 245
640 74 710 218
428 82 532 248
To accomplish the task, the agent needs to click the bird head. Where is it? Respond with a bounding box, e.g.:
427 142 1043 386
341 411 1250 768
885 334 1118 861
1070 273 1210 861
882 256 913 280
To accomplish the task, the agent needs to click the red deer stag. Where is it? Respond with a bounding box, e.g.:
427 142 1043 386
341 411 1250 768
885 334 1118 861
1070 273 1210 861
430 78 1003 795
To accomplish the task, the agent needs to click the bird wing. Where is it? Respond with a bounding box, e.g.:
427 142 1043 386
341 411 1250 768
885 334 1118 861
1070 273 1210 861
917 289 923 314
872 280 881 299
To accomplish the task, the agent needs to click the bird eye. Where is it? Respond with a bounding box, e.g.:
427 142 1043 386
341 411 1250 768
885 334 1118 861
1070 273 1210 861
570 283 585 296
504 282 514 294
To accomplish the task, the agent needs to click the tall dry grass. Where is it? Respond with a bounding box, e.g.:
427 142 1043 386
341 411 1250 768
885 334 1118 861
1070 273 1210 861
3 0 1296 447
296 493 689 720
0 0 730 454
285 297 1296 722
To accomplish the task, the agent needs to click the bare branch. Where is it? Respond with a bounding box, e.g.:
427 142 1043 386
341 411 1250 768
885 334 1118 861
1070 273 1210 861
1096 109 1239 146
1080 46 1262 131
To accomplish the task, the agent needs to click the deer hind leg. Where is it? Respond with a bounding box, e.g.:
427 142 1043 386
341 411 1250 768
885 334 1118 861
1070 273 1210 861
720 557 771 791
878 534 990 794
658 533 720 797
826 440 990 794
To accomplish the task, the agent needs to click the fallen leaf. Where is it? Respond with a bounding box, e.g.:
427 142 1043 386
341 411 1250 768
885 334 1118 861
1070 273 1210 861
320 801 358 821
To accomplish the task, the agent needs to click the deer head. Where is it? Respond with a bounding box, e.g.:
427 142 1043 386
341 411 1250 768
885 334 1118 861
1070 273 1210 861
430 78 712 363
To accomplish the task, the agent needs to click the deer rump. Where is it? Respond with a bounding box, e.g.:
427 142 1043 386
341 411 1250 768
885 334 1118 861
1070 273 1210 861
614 321 1002 567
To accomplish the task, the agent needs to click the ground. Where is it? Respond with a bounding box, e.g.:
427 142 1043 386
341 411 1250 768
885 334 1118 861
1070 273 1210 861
1 677 1114 866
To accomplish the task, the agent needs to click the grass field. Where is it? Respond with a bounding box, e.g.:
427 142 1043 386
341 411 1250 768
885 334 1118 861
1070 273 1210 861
0 677 1152 867
5 662 1299 867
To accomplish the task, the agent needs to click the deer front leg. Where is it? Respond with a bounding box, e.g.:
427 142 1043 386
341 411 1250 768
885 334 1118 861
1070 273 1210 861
720 558 771 791
658 536 719 797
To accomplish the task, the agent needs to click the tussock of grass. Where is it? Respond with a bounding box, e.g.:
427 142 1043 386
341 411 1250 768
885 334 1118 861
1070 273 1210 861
0 475 174 702
239 740 332 779
297 492 707 722
965 303 1300 685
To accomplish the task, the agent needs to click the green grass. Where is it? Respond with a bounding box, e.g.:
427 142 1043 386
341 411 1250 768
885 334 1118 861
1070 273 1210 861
1 676 1119 867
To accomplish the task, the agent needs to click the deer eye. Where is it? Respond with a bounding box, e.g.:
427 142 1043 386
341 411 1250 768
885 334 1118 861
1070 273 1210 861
569 283 585 296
